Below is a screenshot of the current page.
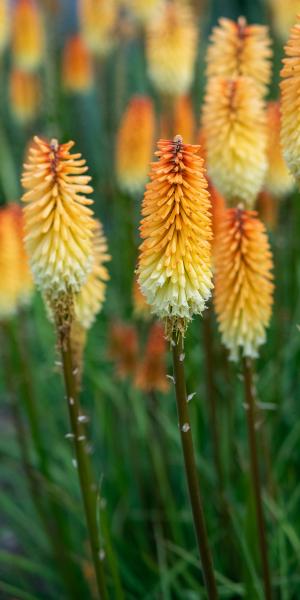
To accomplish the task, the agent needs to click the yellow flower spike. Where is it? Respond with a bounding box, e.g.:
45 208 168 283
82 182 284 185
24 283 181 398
74 220 110 329
280 17 300 181
21 137 95 306
62 34 94 94
0 0 9 54
138 136 213 331
10 69 41 124
202 76 267 208
206 16 272 96
12 0 44 72
116 95 155 194
146 0 197 96
214 207 274 361
78 0 117 56
127 0 163 25
265 101 294 197
11 204 34 306
0 206 23 319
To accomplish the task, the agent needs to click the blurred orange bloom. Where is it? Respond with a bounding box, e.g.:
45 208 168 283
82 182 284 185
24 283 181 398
280 19 300 181
0 0 9 53
160 95 195 143
12 0 44 71
108 321 139 379
10 69 40 123
116 95 155 194
62 35 94 94
265 101 294 197
135 321 169 393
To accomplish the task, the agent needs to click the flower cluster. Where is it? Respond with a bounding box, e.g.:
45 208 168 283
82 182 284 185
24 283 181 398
280 17 300 181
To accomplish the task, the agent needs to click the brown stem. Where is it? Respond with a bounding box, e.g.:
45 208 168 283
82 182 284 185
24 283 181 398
171 331 218 600
243 357 272 600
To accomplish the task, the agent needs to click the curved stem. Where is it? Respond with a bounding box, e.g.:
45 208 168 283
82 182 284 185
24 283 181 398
60 333 109 600
242 357 272 600
171 331 218 600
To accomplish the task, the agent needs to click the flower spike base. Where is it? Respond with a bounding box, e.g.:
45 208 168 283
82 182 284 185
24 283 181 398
171 329 218 600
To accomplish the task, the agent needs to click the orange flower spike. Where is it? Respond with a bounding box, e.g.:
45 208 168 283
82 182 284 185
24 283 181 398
214 207 274 360
10 69 40 124
202 77 267 208
0 0 9 54
21 137 95 302
146 1 197 96
116 96 155 194
74 220 110 329
10 204 34 305
280 17 300 181
206 17 272 96
62 35 94 94
138 136 213 327
78 0 117 56
135 322 169 393
12 0 44 72
108 321 139 379
265 101 294 197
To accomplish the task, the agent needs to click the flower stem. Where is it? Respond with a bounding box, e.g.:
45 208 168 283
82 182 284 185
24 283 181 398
242 357 272 600
60 332 109 600
171 331 218 600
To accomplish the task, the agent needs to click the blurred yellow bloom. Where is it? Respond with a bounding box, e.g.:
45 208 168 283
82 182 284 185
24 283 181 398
146 0 197 96
10 69 40 123
268 0 300 41
127 0 162 24
74 220 110 329
206 17 272 96
214 207 274 360
116 95 155 193
0 204 33 319
12 0 44 72
21 137 94 301
78 0 117 56
0 0 9 53
202 77 267 208
265 101 294 197
138 136 213 326
280 18 300 180
62 34 94 94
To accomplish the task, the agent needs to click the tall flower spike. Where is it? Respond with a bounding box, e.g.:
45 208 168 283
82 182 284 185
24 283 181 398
146 1 197 96
62 35 94 94
10 69 40 124
202 77 267 208
138 136 213 331
11 204 33 306
74 220 110 329
21 137 95 305
206 17 272 96
78 0 117 56
265 101 294 197
214 207 274 360
12 0 44 72
0 0 9 54
0 205 23 318
280 17 300 181
116 96 155 194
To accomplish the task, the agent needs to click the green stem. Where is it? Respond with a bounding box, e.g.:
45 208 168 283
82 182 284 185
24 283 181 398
242 357 272 600
60 332 109 600
171 331 218 600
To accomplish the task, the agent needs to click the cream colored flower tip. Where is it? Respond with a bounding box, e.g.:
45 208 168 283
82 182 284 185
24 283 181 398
202 76 267 208
74 220 110 330
21 136 95 299
138 137 213 323
206 16 272 96
280 17 300 180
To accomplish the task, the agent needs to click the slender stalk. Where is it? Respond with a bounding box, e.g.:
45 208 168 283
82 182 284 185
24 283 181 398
60 331 108 600
171 331 218 600
242 357 272 600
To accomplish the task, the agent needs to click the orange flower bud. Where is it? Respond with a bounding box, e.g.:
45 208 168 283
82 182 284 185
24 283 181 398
62 35 94 94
